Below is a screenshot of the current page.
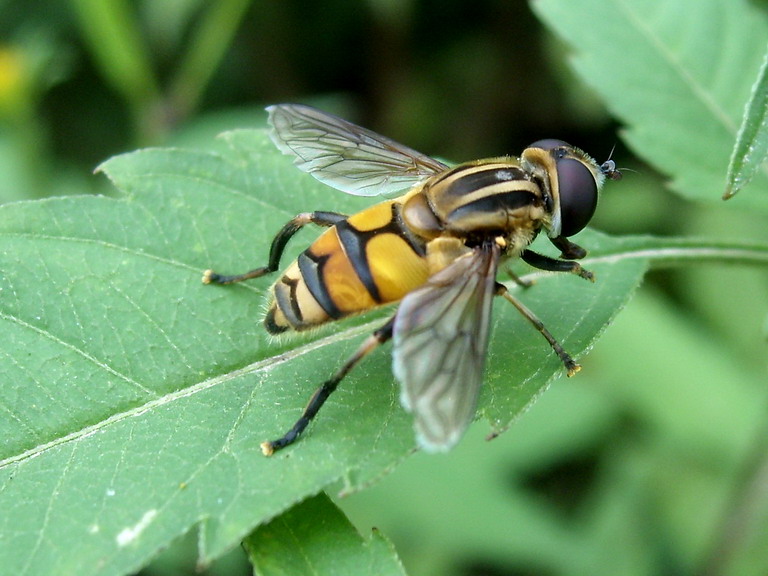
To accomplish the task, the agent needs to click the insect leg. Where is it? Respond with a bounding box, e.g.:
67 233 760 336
202 211 347 284
548 236 587 260
521 249 594 281
495 283 580 376
261 316 395 455
505 268 534 288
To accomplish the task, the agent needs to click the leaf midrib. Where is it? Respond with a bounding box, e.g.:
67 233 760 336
0 319 377 469
615 0 738 134
4 237 765 468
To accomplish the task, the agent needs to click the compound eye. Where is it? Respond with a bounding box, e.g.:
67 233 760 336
529 139 569 153
557 158 598 237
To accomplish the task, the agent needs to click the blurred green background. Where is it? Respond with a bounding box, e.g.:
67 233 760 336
2 1 767 575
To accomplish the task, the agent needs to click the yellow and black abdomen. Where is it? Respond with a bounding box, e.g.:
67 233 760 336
265 199 430 334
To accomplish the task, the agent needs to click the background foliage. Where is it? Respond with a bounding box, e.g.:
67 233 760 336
1 0 767 575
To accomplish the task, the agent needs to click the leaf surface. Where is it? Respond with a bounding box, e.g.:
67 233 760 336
533 0 768 206
725 47 768 198
244 492 406 576
0 129 648 574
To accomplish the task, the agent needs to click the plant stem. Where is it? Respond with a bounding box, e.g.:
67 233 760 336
168 0 253 120
587 236 768 269
69 0 160 143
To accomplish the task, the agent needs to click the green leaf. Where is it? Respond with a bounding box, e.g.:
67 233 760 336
725 46 768 199
532 0 768 206
243 492 406 576
481 234 647 432
4 128 743 575
340 285 768 575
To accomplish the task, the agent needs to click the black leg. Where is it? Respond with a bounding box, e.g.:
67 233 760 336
549 235 587 260
495 283 580 376
521 249 594 282
261 316 395 455
202 211 347 285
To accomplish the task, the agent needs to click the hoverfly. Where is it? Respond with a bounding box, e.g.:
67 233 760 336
203 104 621 455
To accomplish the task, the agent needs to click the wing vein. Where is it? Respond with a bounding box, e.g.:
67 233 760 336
267 104 448 196
393 243 500 451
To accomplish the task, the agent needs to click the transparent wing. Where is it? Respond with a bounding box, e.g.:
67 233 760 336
393 244 500 452
267 103 448 196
